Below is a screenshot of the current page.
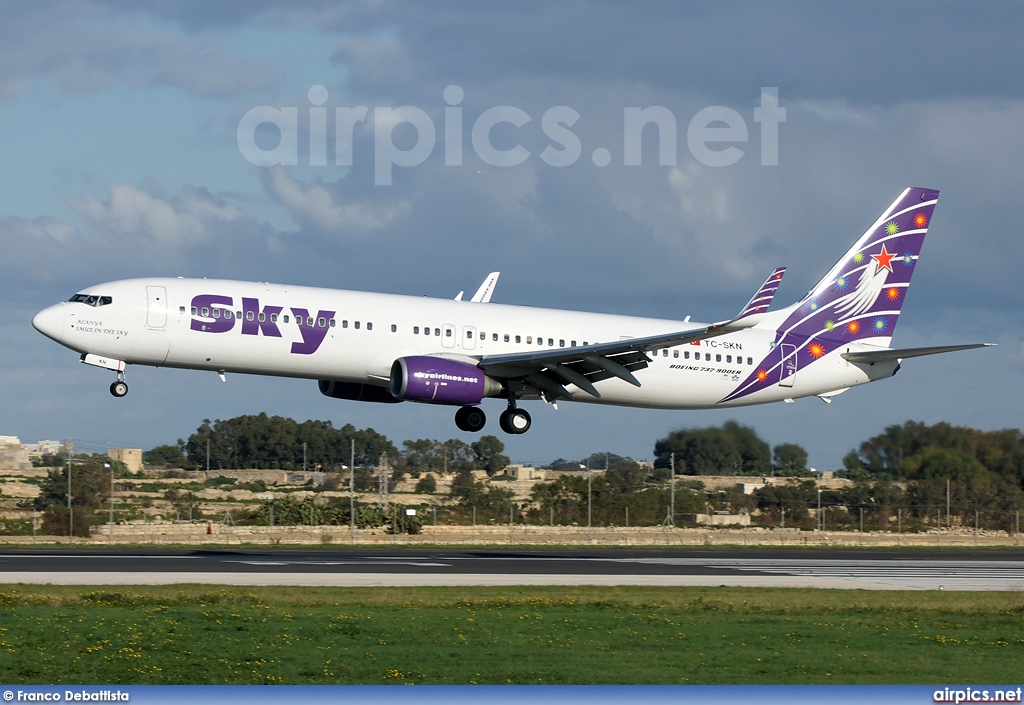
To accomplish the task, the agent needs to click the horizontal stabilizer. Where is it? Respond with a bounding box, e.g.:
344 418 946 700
841 343 994 364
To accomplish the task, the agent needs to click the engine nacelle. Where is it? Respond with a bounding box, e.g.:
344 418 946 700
390 356 501 405
318 380 402 404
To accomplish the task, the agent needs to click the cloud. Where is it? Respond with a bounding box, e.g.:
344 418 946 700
0 3 284 102
262 168 411 233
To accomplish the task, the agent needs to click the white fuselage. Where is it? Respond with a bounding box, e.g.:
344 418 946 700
33 277 894 409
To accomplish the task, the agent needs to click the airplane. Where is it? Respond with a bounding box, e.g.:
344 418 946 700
32 187 991 435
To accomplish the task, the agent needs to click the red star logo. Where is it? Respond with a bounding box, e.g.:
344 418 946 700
871 244 896 273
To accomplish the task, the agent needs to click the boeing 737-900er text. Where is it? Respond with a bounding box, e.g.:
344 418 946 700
33 187 991 435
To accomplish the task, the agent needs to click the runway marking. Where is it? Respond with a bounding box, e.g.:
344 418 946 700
223 560 452 567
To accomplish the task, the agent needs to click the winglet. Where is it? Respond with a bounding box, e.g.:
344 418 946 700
470 272 500 303
737 267 786 321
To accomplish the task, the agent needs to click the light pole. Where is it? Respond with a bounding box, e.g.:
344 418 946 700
817 489 822 531
349 439 355 543
581 461 591 539
106 463 113 542
66 441 72 543
670 452 676 527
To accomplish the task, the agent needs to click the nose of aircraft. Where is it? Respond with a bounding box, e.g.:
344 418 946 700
32 303 65 343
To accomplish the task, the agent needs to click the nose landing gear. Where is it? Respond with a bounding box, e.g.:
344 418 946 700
109 371 128 398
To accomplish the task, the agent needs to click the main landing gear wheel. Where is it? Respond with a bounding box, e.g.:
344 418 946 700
499 407 531 435
455 405 486 432
110 380 128 398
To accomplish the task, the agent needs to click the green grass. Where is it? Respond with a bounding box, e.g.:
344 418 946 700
1 585 1022 684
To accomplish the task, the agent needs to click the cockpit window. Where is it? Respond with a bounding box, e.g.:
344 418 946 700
68 293 113 307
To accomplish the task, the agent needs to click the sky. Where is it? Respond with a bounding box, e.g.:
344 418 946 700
3 1 1023 468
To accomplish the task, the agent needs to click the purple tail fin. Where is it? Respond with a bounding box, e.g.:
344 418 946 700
720 187 938 403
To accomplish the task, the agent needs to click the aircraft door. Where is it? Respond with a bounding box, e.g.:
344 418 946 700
462 325 477 350
442 324 456 349
146 286 168 329
779 343 796 387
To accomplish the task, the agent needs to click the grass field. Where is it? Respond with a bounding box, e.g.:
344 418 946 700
1 585 1022 684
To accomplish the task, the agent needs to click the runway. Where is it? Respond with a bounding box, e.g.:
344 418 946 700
1 548 1023 590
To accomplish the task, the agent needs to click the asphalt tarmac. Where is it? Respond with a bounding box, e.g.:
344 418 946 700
1 547 1023 590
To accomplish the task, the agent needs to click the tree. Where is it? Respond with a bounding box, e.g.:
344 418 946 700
34 459 113 536
144 443 187 468
414 474 437 494
654 421 771 475
772 443 808 476
471 435 509 476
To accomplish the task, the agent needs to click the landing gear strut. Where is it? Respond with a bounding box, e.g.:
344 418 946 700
499 403 531 435
109 371 128 398
455 405 486 432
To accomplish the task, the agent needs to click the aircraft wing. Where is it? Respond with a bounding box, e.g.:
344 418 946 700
841 343 995 364
477 267 786 401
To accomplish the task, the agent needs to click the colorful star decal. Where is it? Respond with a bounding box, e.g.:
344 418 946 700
886 286 900 300
756 369 768 382
871 244 896 273
808 342 825 359
834 275 850 290
847 320 861 335
873 317 888 332
808 300 820 312
914 212 928 228
853 252 865 263
901 253 914 266
885 221 899 235
824 320 835 332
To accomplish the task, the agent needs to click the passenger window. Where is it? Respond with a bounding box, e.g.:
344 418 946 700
548 338 554 346
258 312 266 323
493 333 498 341
571 340 576 347
236 311 242 319
330 319 336 327
201 307 209 317
191 306 197 315
445 328 452 337
684 351 689 359
747 357 753 365
664 349 669 357
248 312 257 322
317 317 326 327
479 332 485 340
504 334 510 342
583 341 589 346
716 354 721 362
355 321 361 329
367 322 373 331
271 313 278 323
179 306 186 314
226 310 233 320
342 320 348 328
673 350 679 358
559 339 565 348
434 328 440 336
414 326 419 334
526 336 532 344
705 353 711 361
466 330 472 339
391 324 396 332
283 315 290 323
213 309 221 319
726 355 732 363
515 335 521 343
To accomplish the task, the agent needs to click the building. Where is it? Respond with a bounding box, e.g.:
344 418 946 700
507 465 546 481
0 436 31 471
108 448 144 474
